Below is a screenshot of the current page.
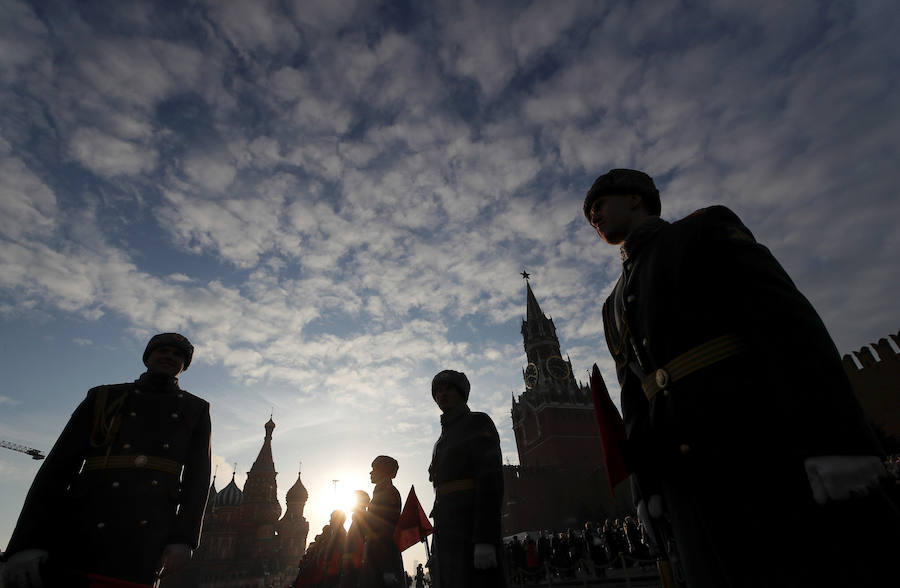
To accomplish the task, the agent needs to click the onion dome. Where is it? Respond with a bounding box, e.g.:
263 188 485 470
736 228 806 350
286 469 308 504
215 472 243 507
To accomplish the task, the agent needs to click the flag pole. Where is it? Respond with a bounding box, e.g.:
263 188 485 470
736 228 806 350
422 535 431 561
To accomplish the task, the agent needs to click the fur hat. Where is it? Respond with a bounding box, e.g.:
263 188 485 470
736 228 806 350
143 332 194 370
583 168 661 218
431 369 470 401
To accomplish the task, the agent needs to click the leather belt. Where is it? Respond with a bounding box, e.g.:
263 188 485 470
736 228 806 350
83 455 182 476
436 478 475 495
642 334 747 401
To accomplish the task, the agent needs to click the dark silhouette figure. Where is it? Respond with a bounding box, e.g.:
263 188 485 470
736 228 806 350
2 333 210 587
362 455 404 587
428 370 507 588
584 168 900 586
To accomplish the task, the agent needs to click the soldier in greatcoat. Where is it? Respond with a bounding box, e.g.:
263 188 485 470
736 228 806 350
338 490 369 588
427 370 506 588
583 168 900 586
1 333 211 587
361 455 404 588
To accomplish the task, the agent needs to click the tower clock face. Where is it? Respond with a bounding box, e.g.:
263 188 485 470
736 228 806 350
524 363 538 388
546 356 570 380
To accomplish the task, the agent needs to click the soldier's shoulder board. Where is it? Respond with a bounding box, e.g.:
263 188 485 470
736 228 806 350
178 389 211 408
86 382 134 396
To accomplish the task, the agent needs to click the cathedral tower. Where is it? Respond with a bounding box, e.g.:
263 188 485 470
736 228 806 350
237 418 283 566
277 467 310 569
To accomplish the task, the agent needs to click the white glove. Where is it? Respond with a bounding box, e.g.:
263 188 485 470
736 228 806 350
158 543 192 578
2 549 48 588
473 543 497 569
804 455 885 505
636 494 663 521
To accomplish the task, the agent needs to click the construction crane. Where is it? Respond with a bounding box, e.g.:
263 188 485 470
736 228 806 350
1 439 46 460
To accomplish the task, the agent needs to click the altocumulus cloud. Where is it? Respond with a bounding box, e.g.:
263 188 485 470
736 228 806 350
1 0 899 568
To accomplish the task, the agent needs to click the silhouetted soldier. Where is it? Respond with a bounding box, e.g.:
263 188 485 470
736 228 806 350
320 511 348 588
362 455 404 587
1 333 211 587
583 168 900 586
428 370 507 588
583 522 606 576
414 563 425 588
340 490 370 588
509 536 524 573
523 535 538 574
536 530 551 569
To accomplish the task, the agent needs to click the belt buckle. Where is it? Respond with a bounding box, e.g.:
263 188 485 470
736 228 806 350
134 455 148 467
654 368 669 389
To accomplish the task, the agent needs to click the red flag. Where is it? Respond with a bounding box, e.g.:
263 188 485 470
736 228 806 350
393 485 434 552
590 363 631 495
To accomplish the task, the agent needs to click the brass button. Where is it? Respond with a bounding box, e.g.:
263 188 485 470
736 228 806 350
134 389 141 395
625 263 633 272
139 520 149 526
151 480 159 487
111 482 120 488
134 455 148 467
171 413 179 419
122 443 131 450
654 369 669 389
679 443 691 454
662 389 670 397
642 337 649 347
129 411 137 417
162 443 170 449
97 522 105 529
627 294 636 303
177 393 184 398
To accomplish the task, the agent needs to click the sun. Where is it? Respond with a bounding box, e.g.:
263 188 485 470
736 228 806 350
309 471 371 532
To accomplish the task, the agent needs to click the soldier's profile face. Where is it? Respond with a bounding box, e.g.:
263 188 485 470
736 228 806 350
433 382 463 413
589 194 644 245
370 463 390 484
146 345 186 376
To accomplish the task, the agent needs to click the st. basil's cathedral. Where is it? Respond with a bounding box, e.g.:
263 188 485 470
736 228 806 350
162 418 309 588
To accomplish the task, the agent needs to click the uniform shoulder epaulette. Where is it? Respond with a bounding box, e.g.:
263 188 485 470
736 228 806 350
178 389 210 407
87 382 135 395
677 205 755 243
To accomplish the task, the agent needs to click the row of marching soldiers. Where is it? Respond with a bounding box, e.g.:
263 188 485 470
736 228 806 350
293 456 405 588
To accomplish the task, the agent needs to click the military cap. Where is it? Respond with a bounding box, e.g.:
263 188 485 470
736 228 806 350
143 332 194 370
431 369 470 402
583 168 661 219
372 455 399 478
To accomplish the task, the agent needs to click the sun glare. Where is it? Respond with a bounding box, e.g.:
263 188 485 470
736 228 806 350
310 472 371 532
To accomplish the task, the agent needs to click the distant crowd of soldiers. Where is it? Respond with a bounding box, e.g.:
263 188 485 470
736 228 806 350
293 457 405 588
504 515 653 582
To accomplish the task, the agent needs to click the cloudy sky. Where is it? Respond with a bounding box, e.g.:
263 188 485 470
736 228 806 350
2 0 899 575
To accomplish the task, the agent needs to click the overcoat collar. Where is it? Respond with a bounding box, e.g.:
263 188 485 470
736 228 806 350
136 371 181 394
620 215 669 262
440 403 470 427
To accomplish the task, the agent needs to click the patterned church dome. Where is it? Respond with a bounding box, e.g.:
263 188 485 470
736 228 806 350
215 473 243 507
286 469 308 504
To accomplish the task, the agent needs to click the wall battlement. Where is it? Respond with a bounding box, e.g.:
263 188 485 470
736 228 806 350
841 330 900 439
842 331 900 372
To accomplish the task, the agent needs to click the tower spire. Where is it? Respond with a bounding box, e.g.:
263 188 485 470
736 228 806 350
525 281 546 325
